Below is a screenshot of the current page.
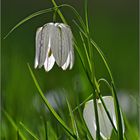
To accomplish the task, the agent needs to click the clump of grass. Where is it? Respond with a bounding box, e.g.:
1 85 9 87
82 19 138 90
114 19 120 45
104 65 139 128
2 0 139 140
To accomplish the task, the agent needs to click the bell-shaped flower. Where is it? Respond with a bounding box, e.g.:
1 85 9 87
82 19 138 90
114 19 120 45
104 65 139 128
83 96 125 140
34 23 74 71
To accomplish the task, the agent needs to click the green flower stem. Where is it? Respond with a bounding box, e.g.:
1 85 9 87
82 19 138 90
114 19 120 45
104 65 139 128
84 2 101 138
66 99 79 139
27 64 77 139
31 1 123 137
112 83 123 140
72 94 93 112
51 0 67 24
73 20 124 140
79 32 92 75
93 91 101 140
53 8 57 23
86 25 101 140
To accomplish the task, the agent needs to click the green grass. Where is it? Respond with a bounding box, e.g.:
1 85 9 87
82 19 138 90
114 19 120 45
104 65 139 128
1 0 139 140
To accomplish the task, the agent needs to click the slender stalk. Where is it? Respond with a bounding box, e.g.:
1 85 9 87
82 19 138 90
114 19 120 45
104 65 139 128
84 2 101 139
72 94 93 112
51 0 67 24
93 91 101 140
73 20 124 140
112 83 123 140
53 8 57 22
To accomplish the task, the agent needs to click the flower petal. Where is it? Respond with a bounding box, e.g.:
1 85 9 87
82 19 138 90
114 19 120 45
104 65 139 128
83 100 96 140
97 96 114 139
50 23 62 66
60 24 74 69
62 53 70 70
69 50 74 69
34 27 42 68
101 96 125 134
44 39 55 72
38 23 54 68
44 54 55 72
83 96 116 140
67 26 74 69
58 24 70 66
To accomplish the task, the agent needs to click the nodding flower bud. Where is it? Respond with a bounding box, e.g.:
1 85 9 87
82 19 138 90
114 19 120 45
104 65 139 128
83 96 125 140
34 23 74 71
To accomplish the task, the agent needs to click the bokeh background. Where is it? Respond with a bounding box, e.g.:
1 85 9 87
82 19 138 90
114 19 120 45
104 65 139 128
1 0 139 139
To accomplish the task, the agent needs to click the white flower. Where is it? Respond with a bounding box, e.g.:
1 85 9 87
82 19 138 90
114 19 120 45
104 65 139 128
83 96 125 140
34 23 74 71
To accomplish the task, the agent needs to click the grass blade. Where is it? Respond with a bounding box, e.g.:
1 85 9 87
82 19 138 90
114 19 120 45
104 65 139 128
3 110 26 140
4 3 85 40
4 4 83 39
72 94 93 112
3 4 67 39
112 83 124 140
73 20 114 83
84 0 89 33
66 99 79 139
20 122 39 140
27 63 76 139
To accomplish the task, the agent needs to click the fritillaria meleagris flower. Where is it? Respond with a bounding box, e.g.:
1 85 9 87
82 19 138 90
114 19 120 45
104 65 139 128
34 23 74 71
83 96 125 140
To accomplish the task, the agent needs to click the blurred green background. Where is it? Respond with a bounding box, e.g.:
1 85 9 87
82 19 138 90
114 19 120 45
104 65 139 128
1 0 139 139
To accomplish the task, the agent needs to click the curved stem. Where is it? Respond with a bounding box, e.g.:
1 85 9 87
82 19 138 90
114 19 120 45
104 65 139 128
73 20 124 139
93 91 101 140
51 0 67 24
98 78 112 91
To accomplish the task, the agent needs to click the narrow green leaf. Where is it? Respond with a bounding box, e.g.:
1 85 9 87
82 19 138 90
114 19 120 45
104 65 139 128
20 122 39 140
98 78 112 91
4 4 85 40
93 91 101 140
3 4 65 39
66 99 79 139
112 83 124 140
27 64 76 139
72 94 93 112
50 0 86 31
3 110 26 140
73 20 114 83
84 0 89 33
79 32 91 74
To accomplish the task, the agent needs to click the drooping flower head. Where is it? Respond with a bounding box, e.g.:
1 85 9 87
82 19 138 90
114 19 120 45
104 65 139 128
83 96 125 140
34 23 74 71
